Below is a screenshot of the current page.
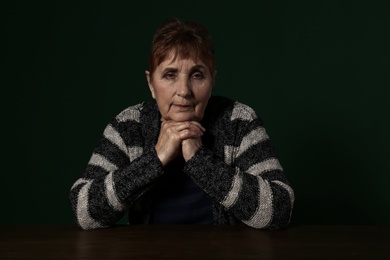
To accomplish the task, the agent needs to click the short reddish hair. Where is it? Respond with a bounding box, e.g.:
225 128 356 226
149 17 216 78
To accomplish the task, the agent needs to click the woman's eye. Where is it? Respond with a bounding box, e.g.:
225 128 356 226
164 72 175 79
192 72 204 79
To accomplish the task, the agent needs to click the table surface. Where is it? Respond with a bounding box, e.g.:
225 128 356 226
1 224 390 259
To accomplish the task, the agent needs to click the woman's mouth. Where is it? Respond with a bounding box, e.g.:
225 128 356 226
173 104 193 111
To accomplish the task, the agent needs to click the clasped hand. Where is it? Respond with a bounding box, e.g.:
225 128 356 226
155 120 205 166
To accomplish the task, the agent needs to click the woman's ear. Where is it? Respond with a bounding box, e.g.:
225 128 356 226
145 70 156 99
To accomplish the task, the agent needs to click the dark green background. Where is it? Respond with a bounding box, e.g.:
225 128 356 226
2 0 389 225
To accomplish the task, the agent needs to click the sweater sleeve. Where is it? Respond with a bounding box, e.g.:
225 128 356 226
183 102 294 230
69 106 163 230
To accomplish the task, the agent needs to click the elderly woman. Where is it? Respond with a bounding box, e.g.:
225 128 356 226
69 17 294 230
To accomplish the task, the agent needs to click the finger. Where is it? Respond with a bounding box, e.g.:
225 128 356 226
178 128 204 140
187 121 206 132
174 121 205 133
160 121 205 140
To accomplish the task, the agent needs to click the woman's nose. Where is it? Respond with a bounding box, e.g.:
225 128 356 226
176 78 192 97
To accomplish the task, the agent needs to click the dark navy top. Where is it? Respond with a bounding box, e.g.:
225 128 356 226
149 157 213 224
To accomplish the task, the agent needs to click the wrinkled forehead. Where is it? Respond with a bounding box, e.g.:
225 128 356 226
160 48 204 67
150 45 215 79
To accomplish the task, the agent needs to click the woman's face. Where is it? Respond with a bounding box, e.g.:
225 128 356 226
146 51 214 122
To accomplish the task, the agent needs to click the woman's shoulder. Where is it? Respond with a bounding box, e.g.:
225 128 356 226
114 102 145 123
113 101 157 124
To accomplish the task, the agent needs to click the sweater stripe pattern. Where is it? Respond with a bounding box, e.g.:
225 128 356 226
69 96 294 230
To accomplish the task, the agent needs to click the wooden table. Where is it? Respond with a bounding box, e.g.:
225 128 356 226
1 224 389 259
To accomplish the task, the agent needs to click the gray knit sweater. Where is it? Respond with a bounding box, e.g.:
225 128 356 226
69 96 294 230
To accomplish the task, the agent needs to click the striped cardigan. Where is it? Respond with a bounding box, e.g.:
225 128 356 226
69 96 294 230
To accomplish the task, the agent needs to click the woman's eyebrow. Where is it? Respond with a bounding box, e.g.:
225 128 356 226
191 65 207 71
161 67 178 74
160 65 207 75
